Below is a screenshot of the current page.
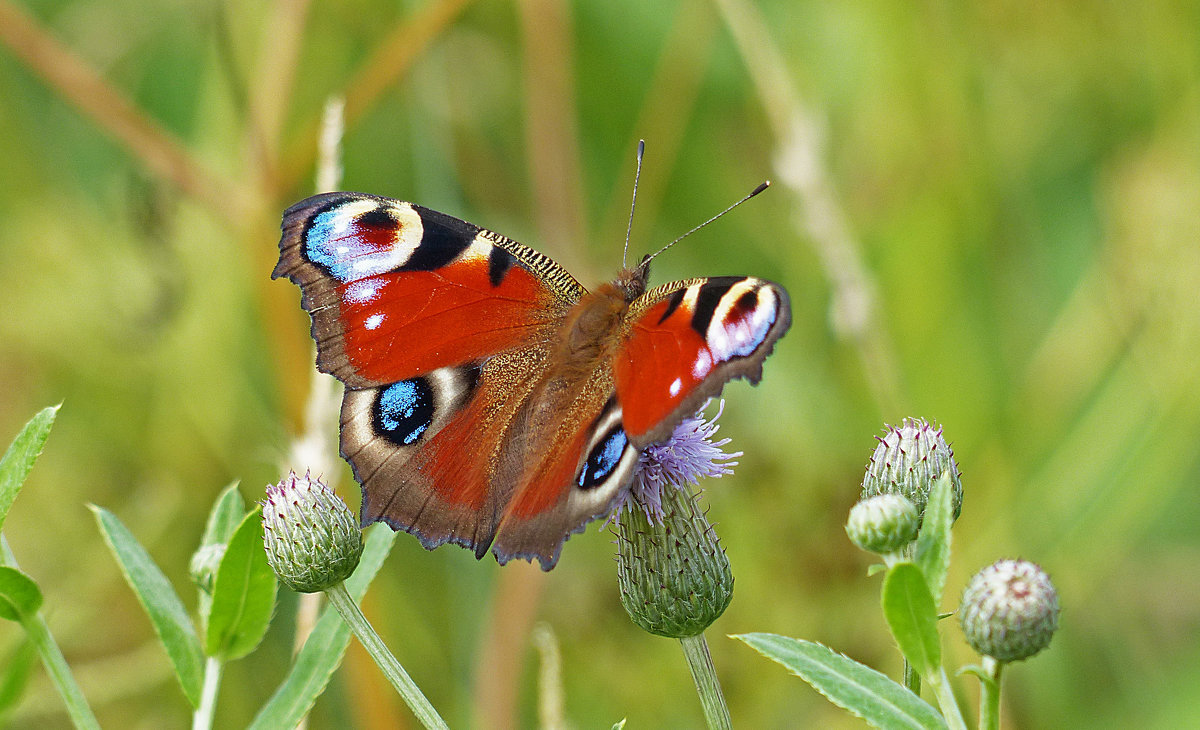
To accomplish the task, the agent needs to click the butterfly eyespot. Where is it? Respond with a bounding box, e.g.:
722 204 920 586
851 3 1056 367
357 206 400 229
302 200 425 282
728 288 759 321
577 425 629 490
374 379 435 445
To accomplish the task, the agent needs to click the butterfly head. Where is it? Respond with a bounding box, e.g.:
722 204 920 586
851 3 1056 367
614 261 651 303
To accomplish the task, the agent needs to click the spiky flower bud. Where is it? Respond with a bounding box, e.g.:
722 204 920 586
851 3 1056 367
846 494 920 554
960 559 1059 662
188 543 225 594
861 418 962 522
617 485 733 638
262 471 363 593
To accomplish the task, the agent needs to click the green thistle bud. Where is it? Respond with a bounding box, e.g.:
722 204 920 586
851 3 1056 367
617 486 733 638
861 417 962 522
960 559 1060 662
846 494 919 554
262 471 363 593
188 543 226 594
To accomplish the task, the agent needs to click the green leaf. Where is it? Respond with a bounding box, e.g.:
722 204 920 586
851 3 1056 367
201 482 246 547
915 471 954 605
205 509 277 660
0 567 43 621
882 563 941 676
958 664 992 683
91 505 204 707
0 405 59 534
0 639 36 713
734 633 946 730
248 525 395 730
611 720 627 730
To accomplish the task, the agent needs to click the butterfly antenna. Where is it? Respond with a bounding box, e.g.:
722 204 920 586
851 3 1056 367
623 140 646 268
638 180 771 270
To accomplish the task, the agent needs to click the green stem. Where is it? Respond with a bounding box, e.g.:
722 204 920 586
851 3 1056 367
902 658 921 696
978 656 1004 730
924 665 969 730
21 612 101 730
192 655 224 730
679 633 733 730
3 538 99 730
325 581 448 730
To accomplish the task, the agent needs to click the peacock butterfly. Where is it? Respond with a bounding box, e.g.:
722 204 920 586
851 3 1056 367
273 181 790 570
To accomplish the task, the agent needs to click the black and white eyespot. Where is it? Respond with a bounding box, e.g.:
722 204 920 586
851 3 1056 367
577 422 629 490
702 279 778 360
302 199 425 282
566 399 639 513
343 364 481 451
373 379 435 445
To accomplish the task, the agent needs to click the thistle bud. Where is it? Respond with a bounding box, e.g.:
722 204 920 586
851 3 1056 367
861 418 962 522
845 494 919 554
188 543 225 594
960 559 1059 662
262 471 363 593
617 485 733 638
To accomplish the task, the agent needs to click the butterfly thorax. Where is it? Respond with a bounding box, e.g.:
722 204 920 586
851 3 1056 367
499 271 647 495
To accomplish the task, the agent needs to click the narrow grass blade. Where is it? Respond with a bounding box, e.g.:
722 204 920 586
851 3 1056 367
0 405 59 533
91 505 204 706
734 633 946 730
0 639 36 713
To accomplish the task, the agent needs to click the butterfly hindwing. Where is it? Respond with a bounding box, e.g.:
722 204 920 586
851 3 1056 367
489 380 640 567
616 276 791 446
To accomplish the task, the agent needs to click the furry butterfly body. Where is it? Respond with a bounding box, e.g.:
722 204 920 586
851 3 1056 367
274 191 790 569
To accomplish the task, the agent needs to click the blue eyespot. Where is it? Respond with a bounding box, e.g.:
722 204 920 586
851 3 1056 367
578 427 628 490
305 204 400 282
374 379 434 445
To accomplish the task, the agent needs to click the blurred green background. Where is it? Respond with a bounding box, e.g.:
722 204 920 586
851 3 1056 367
2 0 1198 727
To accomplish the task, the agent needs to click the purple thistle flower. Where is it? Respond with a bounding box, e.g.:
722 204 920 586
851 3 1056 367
615 400 738 637
616 400 742 523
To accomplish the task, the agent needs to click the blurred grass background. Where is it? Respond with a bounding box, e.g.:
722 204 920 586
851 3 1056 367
1 0 1198 727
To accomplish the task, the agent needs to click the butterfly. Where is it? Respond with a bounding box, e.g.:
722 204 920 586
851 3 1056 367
273 189 790 570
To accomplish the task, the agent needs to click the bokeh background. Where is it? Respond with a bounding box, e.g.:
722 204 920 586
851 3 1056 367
2 0 1198 727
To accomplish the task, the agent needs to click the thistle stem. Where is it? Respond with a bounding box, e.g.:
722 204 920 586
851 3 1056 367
978 656 1004 730
192 656 224 730
324 581 448 730
679 633 732 730
925 665 969 730
21 611 101 730
2 538 100 730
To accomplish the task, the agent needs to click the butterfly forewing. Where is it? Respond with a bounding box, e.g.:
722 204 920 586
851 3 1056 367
617 276 791 446
273 192 581 387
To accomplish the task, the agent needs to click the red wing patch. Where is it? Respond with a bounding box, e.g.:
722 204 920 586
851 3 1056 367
615 277 790 445
338 263 557 383
273 192 577 387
